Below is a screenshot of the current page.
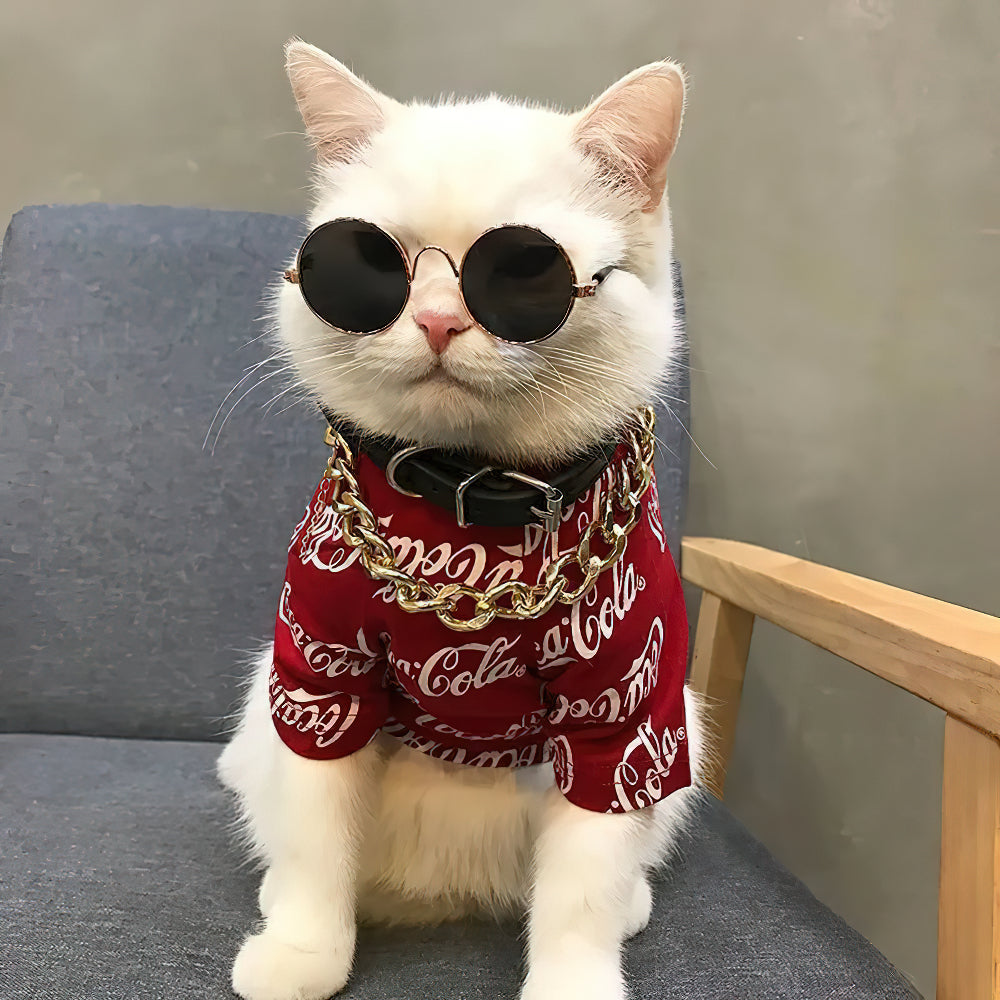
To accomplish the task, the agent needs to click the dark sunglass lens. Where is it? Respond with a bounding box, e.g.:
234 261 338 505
298 220 409 333
461 226 575 343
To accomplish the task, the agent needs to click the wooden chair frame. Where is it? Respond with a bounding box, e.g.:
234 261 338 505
682 537 1000 1000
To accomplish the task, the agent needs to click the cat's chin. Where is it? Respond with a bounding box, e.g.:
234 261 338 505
409 367 481 391
399 362 513 402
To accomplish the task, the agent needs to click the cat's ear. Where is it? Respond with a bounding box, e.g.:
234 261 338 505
284 39 394 164
573 61 686 212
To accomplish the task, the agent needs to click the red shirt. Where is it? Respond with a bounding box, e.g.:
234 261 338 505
269 448 691 814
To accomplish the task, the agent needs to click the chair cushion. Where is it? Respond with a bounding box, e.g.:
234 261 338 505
0 204 312 742
0 733 921 1000
0 204 690 742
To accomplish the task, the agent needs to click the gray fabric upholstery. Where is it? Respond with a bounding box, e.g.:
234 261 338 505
0 205 313 741
0 204 689 742
0 733 920 1000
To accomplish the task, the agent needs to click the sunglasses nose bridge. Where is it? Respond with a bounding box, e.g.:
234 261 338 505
411 245 460 279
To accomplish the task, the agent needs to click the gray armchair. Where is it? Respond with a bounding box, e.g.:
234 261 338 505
1 204 923 999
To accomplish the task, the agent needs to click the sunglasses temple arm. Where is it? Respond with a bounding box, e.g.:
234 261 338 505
573 265 616 298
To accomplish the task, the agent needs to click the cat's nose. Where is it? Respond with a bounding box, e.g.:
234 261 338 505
414 310 472 355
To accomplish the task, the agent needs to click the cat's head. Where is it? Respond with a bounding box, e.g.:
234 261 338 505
276 40 686 467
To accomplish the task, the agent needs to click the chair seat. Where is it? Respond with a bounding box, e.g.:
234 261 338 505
0 733 920 1000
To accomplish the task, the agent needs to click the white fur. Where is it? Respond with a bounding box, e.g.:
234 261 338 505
219 650 708 1000
272 42 687 469
219 41 699 1000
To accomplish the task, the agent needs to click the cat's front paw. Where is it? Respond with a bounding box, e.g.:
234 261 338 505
231 930 351 1000
624 876 653 938
521 954 626 1000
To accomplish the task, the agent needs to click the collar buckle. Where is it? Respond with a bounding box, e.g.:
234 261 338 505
453 468 564 532
499 471 564 533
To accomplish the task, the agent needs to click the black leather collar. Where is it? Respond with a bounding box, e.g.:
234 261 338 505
319 406 618 531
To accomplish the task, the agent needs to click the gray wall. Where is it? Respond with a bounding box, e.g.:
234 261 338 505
3 2 998 996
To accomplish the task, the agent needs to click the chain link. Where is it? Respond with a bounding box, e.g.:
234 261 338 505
319 406 656 632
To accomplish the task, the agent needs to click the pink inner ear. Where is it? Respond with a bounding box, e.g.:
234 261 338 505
286 41 387 163
575 66 685 211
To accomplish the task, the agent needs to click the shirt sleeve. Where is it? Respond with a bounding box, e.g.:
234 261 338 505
268 483 389 760
540 549 692 814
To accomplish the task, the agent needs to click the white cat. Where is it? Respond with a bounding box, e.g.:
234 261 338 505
217 39 707 1000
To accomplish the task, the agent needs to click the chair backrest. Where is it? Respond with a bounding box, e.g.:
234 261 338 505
0 204 690 741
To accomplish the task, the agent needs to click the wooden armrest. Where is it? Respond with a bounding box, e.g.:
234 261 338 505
681 535 1000 1000
681 536 1000 736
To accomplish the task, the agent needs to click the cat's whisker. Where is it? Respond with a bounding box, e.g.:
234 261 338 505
657 399 717 470
238 325 279 350
271 391 318 419
366 359 399 400
542 356 689 412
505 356 574 415
204 351 297 450
304 356 385 385
524 349 715 469
541 345 683 393
650 433 681 466
538 354 648 387
519 353 592 412
520 356 602 411
210 364 302 453
519 375 549 421
522 353 622 402
541 339 656 363
261 380 316 417
503 374 547 425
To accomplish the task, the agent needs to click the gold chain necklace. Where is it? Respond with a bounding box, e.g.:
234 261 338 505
319 405 657 632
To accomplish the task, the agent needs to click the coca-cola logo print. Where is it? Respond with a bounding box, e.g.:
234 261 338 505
412 708 547 743
296 479 359 573
611 716 686 812
547 735 574 794
620 617 664 717
547 686 622 726
381 720 549 769
278 581 382 680
268 665 362 750
387 634 526 698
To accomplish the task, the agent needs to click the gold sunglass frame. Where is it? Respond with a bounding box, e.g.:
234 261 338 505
283 218 610 345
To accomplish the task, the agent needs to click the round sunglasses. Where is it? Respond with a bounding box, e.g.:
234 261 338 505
283 219 615 345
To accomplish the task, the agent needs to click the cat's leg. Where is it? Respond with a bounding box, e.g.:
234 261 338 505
521 687 708 1000
521 793 652 1000
218 650 383 1000
229 744 380 1000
